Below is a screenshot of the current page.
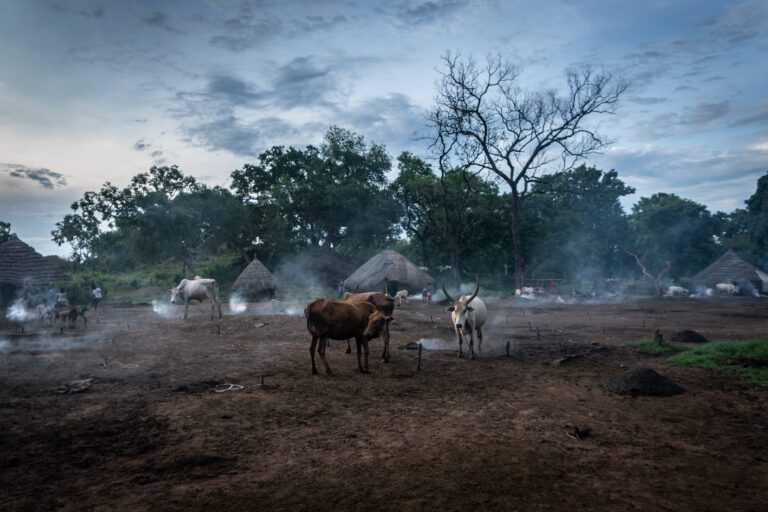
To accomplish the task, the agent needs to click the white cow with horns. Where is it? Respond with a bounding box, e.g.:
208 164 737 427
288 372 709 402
442 279 487 360
170 278 222 319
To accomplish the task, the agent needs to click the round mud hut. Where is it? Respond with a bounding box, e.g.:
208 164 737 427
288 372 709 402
0 234 69 307
231 257 277 299
692 250 768 295
344 250 434 294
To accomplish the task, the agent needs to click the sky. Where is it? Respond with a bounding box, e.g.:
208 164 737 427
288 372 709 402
1 0 767 256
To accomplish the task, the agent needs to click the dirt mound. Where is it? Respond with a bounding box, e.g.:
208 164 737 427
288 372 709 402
606 368 685 396
670 330 708 343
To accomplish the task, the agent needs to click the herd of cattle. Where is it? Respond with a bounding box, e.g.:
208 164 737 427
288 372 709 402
168 276 486 374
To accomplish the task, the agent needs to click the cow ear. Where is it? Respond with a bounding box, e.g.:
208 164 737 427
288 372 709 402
446 306 455 312
385 316 394 323
466 306 474 311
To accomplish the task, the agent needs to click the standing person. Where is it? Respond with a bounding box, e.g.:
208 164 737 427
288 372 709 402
337 280 345 299
91 284 103 312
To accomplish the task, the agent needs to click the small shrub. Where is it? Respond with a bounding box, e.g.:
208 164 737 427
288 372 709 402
669 339 768 387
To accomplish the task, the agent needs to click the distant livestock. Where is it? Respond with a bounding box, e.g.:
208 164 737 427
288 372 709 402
665 286 689 297
170 278 222 319
342 291 395 361
442 279 487 360
305 299 393 375
715 283 738 296
56 305 88 327
394 289 409 307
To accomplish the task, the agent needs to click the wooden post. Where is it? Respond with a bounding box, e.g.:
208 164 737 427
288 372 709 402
528 321 532 332
417 343 423 371
506 341 511 357
536 327 540 339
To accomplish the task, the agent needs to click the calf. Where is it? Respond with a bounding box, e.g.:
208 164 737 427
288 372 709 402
341 291 395 361
305 299 393 375
56 306 88 327
393 289 409 307
715 283 737 296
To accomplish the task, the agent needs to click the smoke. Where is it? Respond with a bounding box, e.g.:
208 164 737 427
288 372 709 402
228 294 248 314
151 299 177 319
253 300 304 316
6 299 37 322
412 338 454 351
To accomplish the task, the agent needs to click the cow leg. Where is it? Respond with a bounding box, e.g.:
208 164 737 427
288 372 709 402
317 337 333 375
183 300 190 319
468 330 476 360
457 332 464 359
309 335 319 374
355 336 369 373
217 299 222 319
381 323 390 362
477 327 483 354
362 338 370 373
346 338 352 354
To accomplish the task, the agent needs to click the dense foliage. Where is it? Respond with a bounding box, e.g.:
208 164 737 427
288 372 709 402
50 125 768 292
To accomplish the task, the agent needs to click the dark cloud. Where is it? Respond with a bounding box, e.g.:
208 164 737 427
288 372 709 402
638 101 730 139
2 164 67 189
733 102 768 126
674 85 698 92
141 11 184 35
206 75 265 105
271 57 339 107
385 0 467 27
207 5 349 52
133 139 150 151
182 114 298 157
628 96 667 105
51 2 104 19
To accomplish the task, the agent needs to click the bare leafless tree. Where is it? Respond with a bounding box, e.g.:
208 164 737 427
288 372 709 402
429 52 626 288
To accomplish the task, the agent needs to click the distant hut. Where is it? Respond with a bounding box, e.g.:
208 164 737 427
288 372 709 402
692 250 768 294
231 257 277 299
344 250 434 294
0 234 69 307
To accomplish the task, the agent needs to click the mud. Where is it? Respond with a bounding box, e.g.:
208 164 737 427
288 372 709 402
1 297 767 511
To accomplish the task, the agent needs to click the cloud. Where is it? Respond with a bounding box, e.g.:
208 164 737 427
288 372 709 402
628 96 667 105
384 0 467 27
639 101 730 139
141 11 184 35
182 114 298 157
1 164 67 189
133 139 150 151
51 2 105 19
733 102 768 126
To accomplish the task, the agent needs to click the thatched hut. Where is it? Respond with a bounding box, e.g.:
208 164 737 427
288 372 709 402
344 250 434 294
231 257 277 299
692 250 768 294
0 234 69 307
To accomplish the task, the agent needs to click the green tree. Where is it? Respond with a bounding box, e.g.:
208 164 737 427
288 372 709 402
231 126 399 258
629 193 720 279
523 165 635 283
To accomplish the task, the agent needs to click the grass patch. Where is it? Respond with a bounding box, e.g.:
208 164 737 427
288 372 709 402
669 339 768 387
628 339 681 355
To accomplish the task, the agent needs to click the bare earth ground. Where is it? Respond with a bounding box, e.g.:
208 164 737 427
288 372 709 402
1 296 767 511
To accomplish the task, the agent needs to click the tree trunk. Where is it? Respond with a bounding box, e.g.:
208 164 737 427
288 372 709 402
450 238 461 289
510 191 524 289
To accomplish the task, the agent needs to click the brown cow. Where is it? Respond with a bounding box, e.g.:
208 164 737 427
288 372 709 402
56 305 88 327
305 299 393 375
341 291 395 361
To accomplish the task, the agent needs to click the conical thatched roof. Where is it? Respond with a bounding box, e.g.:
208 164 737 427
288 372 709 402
692 250 768 291
232 257 277 297
0 235 69 285
344 250 434 293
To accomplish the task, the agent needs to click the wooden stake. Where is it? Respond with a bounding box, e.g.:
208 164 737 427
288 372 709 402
528 321 532 332
506 341 511 357
536 327 540 339
417 343 423 371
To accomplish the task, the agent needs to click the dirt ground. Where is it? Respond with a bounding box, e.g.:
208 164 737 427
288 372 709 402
1 296 767 511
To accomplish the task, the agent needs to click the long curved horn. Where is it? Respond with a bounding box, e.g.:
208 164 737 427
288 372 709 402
441 282 455 303
466 276 480 305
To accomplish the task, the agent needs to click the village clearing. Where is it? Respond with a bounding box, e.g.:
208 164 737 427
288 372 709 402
1 297 767 511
